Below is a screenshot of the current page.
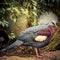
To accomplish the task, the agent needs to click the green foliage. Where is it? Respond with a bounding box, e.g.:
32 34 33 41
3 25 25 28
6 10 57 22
4 0 37 26
0 8 9 27
0 0 37 39
0 20 8 27
8 32 16 40
6 6 21 22
0 8 6 19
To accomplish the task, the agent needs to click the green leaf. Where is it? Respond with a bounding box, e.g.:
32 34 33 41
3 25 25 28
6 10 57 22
32 12 37 16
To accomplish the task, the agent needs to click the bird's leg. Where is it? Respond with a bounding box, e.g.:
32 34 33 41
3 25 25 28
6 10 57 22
34 48 44 58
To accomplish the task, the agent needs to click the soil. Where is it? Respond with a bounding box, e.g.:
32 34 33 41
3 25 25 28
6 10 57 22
0 46 60 60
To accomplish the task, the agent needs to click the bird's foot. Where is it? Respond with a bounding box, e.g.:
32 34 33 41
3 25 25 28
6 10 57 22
36 53 45 58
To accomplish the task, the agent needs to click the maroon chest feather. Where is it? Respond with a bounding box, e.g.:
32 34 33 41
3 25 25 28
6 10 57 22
37 26 55 37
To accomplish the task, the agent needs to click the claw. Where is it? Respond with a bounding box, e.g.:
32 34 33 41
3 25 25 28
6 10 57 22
34 48 45 58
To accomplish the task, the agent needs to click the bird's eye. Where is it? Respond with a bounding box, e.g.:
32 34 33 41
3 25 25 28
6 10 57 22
52 22 55 25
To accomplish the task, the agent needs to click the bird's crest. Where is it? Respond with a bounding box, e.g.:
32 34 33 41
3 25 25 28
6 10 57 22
38 11 58 26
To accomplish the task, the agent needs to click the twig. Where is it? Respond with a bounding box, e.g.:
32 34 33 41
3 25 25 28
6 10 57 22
51 27 60 41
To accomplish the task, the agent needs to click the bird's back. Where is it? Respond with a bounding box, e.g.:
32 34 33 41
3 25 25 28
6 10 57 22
22 25 55 48
17 25 49 43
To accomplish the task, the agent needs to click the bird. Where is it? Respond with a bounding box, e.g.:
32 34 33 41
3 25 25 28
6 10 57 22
1 11 58 58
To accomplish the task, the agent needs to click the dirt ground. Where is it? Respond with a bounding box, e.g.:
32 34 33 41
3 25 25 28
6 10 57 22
0 50 60 60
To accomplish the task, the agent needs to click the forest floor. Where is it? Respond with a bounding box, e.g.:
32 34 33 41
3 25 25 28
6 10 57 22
0 46 60 60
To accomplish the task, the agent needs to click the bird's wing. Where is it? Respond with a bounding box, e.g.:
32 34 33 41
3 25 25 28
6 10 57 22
34 28 51 42
35 36 47 42
17 25 50 43
19 25 48 37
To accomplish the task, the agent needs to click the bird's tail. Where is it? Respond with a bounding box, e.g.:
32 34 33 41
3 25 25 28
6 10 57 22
1 40 23 52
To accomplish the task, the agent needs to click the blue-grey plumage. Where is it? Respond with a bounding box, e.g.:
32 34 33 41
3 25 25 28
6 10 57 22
17 25 49 42
1 40 23 52
1 25 49 52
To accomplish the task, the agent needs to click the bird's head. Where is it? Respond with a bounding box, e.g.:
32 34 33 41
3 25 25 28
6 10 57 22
38 11 58 27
